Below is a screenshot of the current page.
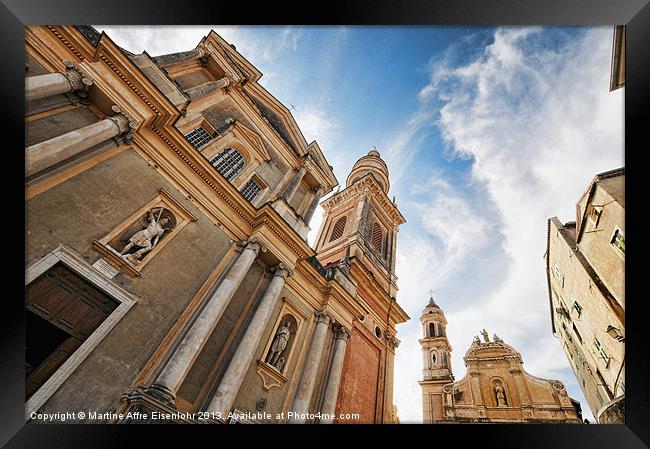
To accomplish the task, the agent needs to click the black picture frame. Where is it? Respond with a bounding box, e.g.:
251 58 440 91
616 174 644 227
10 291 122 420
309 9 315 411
2 0 648 447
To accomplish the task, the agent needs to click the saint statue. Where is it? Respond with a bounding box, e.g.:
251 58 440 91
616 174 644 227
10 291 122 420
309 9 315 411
120 209 171 264
480 328 489 343
493 333 503 343
266 322 291 369
473 335 481 345
495 383 506 407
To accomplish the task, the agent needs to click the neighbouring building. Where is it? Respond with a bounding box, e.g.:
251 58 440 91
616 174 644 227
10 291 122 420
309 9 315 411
24 25 408 424
545 168 625 423
609 25 625 91
419 297 582 423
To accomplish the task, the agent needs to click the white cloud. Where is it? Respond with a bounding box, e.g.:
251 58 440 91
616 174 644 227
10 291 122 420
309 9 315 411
393 27 622 423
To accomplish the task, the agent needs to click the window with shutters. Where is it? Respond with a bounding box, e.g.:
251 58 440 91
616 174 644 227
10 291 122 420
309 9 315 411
184 126 213 149
240 178 262 203
329 216 347 242
210 147 245 181
371 222 383 252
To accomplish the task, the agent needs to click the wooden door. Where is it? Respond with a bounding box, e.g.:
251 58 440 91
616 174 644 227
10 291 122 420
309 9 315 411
25 263 118 399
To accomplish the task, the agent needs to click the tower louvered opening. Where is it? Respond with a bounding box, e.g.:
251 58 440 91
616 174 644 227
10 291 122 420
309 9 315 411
329 216 347 242
371 222 383 252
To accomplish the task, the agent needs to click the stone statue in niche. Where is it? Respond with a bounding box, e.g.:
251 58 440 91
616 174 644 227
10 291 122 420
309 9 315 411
266 321 291 369
119 208 175 264
495 382 507 407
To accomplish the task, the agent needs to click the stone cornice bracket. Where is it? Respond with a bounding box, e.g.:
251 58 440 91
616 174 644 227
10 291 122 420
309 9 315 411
62 60 94 99
271 262 292 279
109 105 138 144
334 325 350 342
195 43 211 66
244 236 268 256
315 309 331 325
384 330 400 349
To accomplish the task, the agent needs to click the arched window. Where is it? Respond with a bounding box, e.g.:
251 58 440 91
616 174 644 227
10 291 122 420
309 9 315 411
428 322 435 338
371 223 383 252
329 216 347 242
210 147 245 180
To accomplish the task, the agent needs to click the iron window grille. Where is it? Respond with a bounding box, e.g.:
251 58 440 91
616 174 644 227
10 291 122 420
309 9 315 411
240 179 262 203
184 126 213 149
210 147 245 181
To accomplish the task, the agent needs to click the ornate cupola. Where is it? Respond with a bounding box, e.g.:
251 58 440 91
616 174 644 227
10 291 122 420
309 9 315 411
345 149 390 193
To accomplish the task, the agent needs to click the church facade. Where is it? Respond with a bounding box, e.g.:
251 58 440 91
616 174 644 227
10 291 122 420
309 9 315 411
24 26 408 424
419 297 582 423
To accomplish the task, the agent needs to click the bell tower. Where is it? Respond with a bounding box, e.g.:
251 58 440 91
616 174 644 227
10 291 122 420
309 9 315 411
312 149 409 423
418 295 453 423
314 149 404 295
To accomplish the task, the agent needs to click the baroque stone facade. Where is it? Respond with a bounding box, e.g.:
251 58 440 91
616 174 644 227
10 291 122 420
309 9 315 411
24 26 407 424
545 168 625 423
419 298 582 423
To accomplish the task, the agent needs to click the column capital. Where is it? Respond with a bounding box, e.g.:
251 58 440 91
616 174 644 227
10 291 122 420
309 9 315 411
296 165 308 176
314 309 331 325
63 60 93 98
334 325 350 342
243 237 267 256
469 369 481 377
108 105 138 143
509 367 522 375
272 262 292 279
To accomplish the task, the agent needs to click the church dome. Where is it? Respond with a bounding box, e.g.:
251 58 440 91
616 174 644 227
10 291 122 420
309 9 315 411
346 149 390 193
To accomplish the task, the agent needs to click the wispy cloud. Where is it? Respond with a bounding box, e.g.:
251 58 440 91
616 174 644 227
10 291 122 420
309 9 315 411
393 27 623 423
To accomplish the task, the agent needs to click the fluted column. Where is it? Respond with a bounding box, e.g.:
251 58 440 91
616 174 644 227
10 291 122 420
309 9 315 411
281 166 307 203
303 187 324 223
206 263 291 416
26 107 133 177
288 310 331 423
150 238 266 402
25 61 93 102
319 325 349 423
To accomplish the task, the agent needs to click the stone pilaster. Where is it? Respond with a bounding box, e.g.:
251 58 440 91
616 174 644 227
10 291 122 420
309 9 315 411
288 309 331 423
206 263 291 416
150 238 266 403
281 166 307 203
25 105 134 177
382 331 398 423
319 325 349 423
303 187 324 224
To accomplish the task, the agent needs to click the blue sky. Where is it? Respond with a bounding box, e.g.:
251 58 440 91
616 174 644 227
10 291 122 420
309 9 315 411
97 25 624 423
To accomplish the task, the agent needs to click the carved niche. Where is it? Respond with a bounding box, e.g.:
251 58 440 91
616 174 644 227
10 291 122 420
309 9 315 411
93 188 197 276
